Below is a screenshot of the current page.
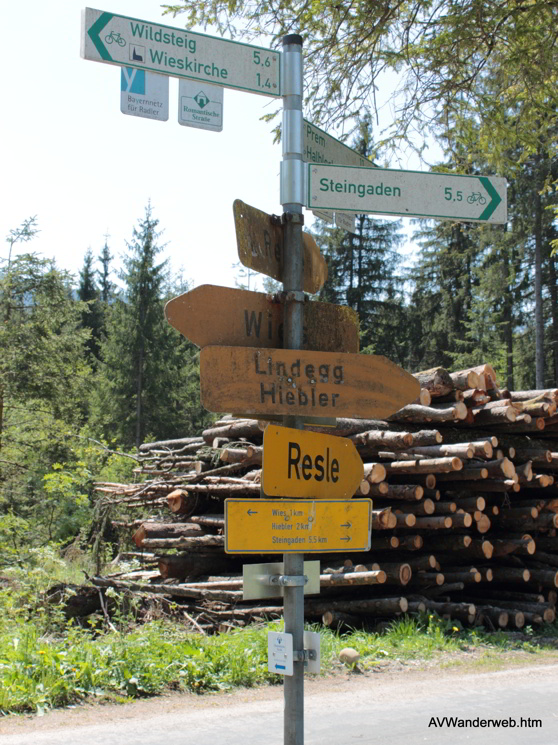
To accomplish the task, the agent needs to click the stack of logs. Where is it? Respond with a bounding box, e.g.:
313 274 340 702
94 363 558 634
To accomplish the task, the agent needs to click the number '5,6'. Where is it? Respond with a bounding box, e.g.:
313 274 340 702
445 187 463 201
253 51 271 66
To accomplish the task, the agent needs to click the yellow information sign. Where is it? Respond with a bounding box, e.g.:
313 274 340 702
263 424 363 499
224 498 372 554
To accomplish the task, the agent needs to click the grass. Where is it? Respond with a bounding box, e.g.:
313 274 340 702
1 549 558 717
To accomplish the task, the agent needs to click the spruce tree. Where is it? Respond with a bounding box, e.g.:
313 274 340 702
97 237 114 304
78 248 103 361
94 205 210 449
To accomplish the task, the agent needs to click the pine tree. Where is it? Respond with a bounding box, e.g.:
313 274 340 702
97 237 114 304
93 205 211 449
78 248 103 361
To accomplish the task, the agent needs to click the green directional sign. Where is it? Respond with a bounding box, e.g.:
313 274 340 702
307 164 507 224
303 120 376 169
81 8 281 97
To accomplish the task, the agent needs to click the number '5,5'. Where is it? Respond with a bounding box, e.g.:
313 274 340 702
445 187 463 201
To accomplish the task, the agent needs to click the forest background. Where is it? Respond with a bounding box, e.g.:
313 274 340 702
1 0 557 566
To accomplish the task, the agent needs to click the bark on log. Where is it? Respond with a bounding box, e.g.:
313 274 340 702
395 513 416 528
388 474 437 489
158 553 235 580
141 535 225 550
349 429 414 450
189 514 226 529
389 403 467 423
406 443 475 459
490 537 536 557
490 567 531 583
395 499 436 516
372 535 400 549
202 421 263 444
396 535 424 550
508 389 558 403
410 572 445 586
319 570 387 587
139 437 204 452
368 484 422 501
363 463 387 483
412 516 453 530
91 576 242 602
412 367 454 398
434 539 493 560
321 610 362 629
383 456 463 475
370 563 412 585
366 483 390 497
450 369 481 390
450 512 474 529
304 596 408 618
436 467 488 482
372 508 395 530
133 522 205 548
524 568 558 588
406 555 438 571
444 479 520 493
220 447 263 466
434 501 458 514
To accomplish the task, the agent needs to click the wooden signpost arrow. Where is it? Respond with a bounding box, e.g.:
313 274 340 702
262 424 364 499
199 346 420 419
165 284 359 353
233 199 328 294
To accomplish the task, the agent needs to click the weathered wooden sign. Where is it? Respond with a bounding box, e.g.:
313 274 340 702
233 200 327 294
164 285 359 352
224 498 372 553
263 424 364 499
199 346 420 419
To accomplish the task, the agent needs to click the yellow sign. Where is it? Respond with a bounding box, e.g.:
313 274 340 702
224 499 372 554
263 425 363 499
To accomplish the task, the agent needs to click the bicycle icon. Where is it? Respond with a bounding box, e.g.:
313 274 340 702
105 31 126 47
467 192 487 205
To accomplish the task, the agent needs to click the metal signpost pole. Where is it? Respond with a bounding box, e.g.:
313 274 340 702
280 34 305 745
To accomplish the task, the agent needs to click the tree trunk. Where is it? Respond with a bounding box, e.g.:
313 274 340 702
534 148 545 388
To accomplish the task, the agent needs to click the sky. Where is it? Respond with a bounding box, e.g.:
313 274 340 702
1 1 434 293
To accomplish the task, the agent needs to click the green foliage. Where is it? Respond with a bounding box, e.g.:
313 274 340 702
164 0 557 162
2 578 557 717
91 204 211 450
78 248 104 362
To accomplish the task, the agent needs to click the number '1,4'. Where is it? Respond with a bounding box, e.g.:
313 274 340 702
256 73 272 89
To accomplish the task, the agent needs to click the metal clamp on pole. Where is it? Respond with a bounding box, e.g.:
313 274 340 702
292 649 318 662
282 212 305 226
266 574 308 587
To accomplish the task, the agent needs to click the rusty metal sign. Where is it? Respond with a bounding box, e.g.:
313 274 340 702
233 199 328 293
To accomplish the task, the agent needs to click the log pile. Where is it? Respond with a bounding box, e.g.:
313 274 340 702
93 364 558 634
